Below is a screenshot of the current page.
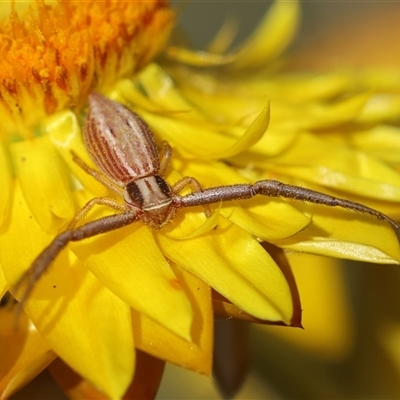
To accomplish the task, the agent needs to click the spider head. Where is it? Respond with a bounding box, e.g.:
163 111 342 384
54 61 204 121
124 175 176 229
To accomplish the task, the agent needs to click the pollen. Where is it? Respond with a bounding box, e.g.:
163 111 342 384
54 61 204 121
0 0 174 136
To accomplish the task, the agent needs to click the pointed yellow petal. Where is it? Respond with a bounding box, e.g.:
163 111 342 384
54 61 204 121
132 263 213 376
214 218 293 322
165 203 221 240
10 135 75 232
71 216 194 342
231 0 299 69
158 215 293 323
211 241 303 328
245 125 297 158
166 47 236 66
0 309 56 399
0 142 12 227
207 102 270 159
206 16 238 54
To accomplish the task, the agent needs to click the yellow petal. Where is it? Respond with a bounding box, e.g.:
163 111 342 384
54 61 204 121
165 203 221 240
235 72 353 103
349 125 400 164
274 204 400 264
245 125 297 158
0 184 134 398
269 92 369 131
139 109 234 158
166 47 236 66
10 135 75 232
0 309 56 399
23 254 134 399
0 142 12 227
0 267 7 299
222 201 311 241
158 215 293 323
134 63 202 118
69 197 193 342
273 163 400 203
0 182 54 284
213 218 293 322
207 102 270 159
44 110 107 196
125 65 267 156
206 16 238 54
173 158 311 240
231 0 299 70
174 73 269 126
257 132 400 202
358 94 400 124
132 263 213 376
214 243 302 327
114 79 172 114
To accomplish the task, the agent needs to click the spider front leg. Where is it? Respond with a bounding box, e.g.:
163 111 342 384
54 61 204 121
67 197 126 229
176 179 400 234
13 210 139 319
172 176 212 217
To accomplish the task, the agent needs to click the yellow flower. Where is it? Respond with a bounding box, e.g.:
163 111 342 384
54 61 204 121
1 0 399 399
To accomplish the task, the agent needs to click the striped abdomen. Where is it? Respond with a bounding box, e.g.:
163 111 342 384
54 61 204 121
84 93 160 186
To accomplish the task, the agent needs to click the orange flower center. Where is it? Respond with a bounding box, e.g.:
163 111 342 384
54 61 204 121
0 0 174 134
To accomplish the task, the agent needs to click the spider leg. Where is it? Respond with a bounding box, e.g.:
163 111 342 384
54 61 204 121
172 176 212 217
67 197 126 229
159 141 172 176
13 210 139 321
71 151 124 197
176 179 400 233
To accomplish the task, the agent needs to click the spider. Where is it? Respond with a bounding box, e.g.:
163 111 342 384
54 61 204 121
13 93 400 313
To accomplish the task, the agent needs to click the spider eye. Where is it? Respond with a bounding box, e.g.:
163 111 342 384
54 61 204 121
125 181 144 207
